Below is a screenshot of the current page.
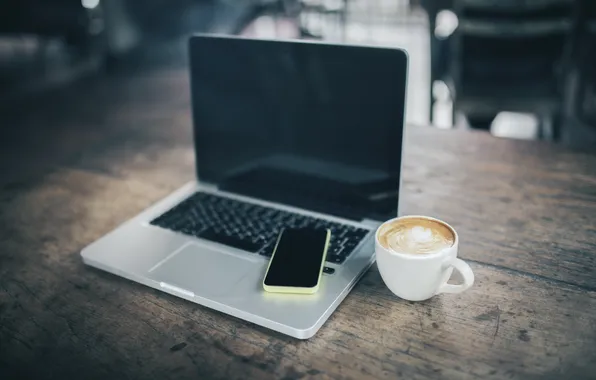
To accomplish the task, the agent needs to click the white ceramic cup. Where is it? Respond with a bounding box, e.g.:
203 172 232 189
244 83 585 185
375 215 474 301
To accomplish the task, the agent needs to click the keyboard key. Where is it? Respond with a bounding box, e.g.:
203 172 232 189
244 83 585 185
198 228 263 252
327 255 344 264
328 244 342 255
351 228 369 239
259 242 276 257
344 240 359 251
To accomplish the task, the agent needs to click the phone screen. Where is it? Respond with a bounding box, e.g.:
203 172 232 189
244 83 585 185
264 228 330 289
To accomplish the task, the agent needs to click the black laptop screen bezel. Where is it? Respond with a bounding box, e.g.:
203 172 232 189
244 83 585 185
188 35 408 221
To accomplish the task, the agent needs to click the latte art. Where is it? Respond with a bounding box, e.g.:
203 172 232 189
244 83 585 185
378 217 455 254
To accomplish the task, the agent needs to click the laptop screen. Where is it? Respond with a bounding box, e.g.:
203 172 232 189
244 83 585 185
189 35 407 221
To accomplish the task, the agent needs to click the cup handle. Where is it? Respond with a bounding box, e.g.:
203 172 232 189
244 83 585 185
437 258 474 294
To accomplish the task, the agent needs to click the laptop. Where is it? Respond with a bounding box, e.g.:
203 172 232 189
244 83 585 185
81 34 408 339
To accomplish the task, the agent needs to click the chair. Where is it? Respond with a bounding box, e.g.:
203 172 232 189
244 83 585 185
255 0 348 39
434 0 575 139
420 0 453 124
560 0 596 148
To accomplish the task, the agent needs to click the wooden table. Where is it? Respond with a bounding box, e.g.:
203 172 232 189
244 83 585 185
1 67 596 380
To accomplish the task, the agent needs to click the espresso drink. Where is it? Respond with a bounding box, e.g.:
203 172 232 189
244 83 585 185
378 217 455 254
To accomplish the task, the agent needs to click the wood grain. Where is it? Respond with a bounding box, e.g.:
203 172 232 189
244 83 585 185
1 168 595 379
1 64 596 379
400 128 596 291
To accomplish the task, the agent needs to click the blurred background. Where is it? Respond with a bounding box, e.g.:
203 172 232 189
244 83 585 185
1 0 595 182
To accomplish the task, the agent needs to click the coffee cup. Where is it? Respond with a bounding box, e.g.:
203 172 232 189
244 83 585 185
375 215 474 301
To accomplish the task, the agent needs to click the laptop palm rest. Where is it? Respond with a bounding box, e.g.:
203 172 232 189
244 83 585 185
149 242 256 297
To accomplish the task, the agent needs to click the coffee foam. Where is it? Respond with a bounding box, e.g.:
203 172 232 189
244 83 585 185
378 218 455 254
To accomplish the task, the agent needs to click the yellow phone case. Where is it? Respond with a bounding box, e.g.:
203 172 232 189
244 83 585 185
262 229 331 294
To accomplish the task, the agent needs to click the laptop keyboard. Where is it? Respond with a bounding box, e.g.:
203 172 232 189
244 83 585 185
150 192 370 264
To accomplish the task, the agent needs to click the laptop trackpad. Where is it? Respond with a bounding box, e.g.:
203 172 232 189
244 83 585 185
149 242 255 297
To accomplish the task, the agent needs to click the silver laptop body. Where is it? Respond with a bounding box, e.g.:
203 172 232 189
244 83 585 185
82 35 408 339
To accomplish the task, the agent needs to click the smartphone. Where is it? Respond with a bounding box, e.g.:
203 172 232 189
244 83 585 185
263 228 331 294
